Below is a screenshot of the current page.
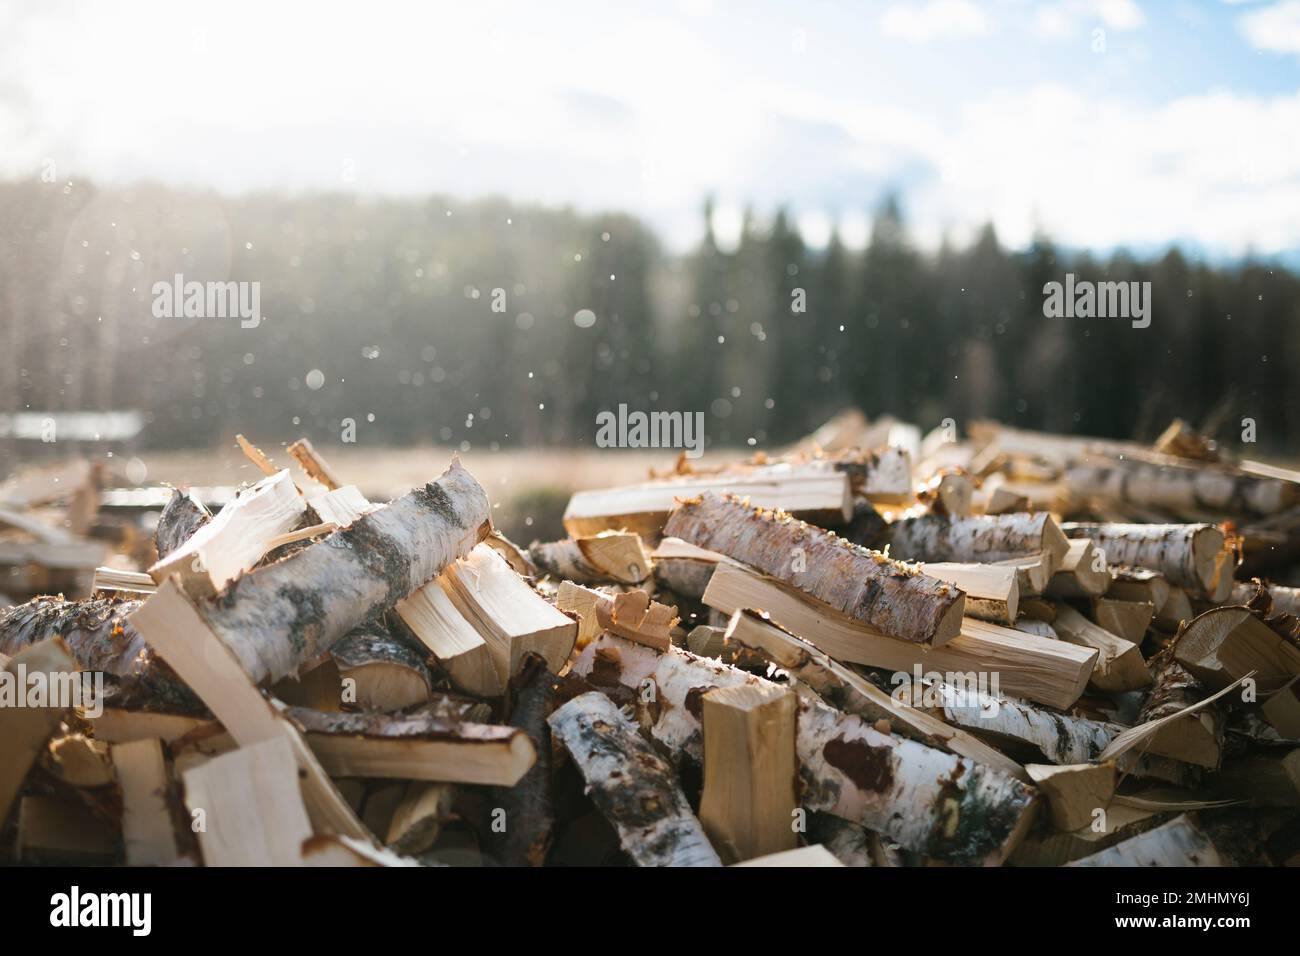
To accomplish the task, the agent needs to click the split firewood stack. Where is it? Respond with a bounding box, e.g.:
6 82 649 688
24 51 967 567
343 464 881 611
2 412 1300 868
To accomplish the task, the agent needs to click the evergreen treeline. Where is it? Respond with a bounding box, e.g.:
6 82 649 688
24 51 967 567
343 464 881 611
2 180 1297 457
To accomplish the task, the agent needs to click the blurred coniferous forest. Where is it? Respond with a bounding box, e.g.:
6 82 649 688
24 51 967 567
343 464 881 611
2 179 1298 456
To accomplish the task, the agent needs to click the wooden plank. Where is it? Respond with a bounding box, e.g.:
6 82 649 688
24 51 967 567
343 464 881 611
113 738 181 866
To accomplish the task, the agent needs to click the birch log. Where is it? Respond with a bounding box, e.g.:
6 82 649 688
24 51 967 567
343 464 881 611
1061 522 1231 597
1068 814 1224 866
1066 452 1297 518
547 692 721 867
330 625 433 711
1051 605 1152 693
887 512 1070 574
662 492 966 646
1232 580 1300 618
528 532 652 585
154 489 211 559
1137 649 1224 769
193 459 491 685
487 654 557 867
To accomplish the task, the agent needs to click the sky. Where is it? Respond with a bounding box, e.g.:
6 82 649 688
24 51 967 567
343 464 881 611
2 0 1300 256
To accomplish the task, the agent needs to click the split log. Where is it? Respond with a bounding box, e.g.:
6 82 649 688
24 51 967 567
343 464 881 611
286 706 536 786
396 575 502 697
528 531 651 585
1011 802 1164 866
330 625 433 711
547 691 722 867
1068 814 1224 867
686 624 728 659
287 437 344 491
127 579 369 840
386 783 456 854
663 492 966 646
564 470 853 541
918 562 1018 624
182 736 314 866
566 634 1037 864
994 553 1052 597
149 469 306 595
91 708 212 745
1062 522 1232 597
1232 580 1300 618
0 638 77 825
113 738 181 866
1046 538 1109 598
1156 586 1194 629
91 566 157 595
1012 619 1058 640
486 654 557 867
887 512 1070 574
1173 605 1300 736
189 459 490 686
1051 605 1151 693
919 472 974 518
557 582 675 652
650 537 722 600
723 608 1027 780
1108 567 1170 612
235 433 280 477
0 596 201 713
306 485 373 526
442 543 578 679
732 845 844 867
698 682 799 862
703 561 1096 710
1025 762 1116 831
1136 650 1225 769
154 489 211 559
1092 597 1155 643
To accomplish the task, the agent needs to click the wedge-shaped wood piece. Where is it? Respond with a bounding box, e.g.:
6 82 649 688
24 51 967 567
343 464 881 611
191 459 490 685
1068 814 1224 867
1108 566 1170 611
396 575 502 697
1092 597 1155 643
529 531 652 585
113 738 180 866
287 707 536 786
183 736 312 866
889 512 1070 575
0 637 77 824
918 561 1018 624
330 625 432 711
564 470 853 540
557 582 676 651
149 469 306 594
154 488 212 560
723 609 1028 781
651 536 723 600
306 485 373 526
1062 522 1232 598
442 543 578 679
1137 651 1225 769
699 683 799 863
732 845 844 867
386 783 457 854
1052 605 1151 692
993 552 1052 597
1156 586 1195 629
128 579 368 839
548 691 721 867
703 561 1096 710
1046 538 1109 598
288 437 344 491
1026 762 1116 832
665 492 965 646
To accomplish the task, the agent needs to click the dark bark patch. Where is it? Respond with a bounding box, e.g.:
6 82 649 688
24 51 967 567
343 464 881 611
823 734 894 793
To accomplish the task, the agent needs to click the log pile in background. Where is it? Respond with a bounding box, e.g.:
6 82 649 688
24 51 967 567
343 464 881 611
2 410 1300 867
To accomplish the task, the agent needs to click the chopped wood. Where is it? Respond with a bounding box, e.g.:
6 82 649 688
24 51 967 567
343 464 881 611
486 654 556 866
287 437 344 491
918 561 1018 624
1062 521 1232 597
1011 802 1164 866
149 469 306 595
548 691 722 867
564 470 853 540
286 706 536 786
91 566 157 594
920 471 974 518
888 512 1070 575
1136 651 1225 769
306 484 374 526
1026 762 1116 831
330 625 432 711
0 637 77 824
235 433 281 477
182 736 314 866
45 733 114 787
1156 586 1195 629
723 608 1028 781
1092 596 1155 643
698 682 799 862
260 521 338 554
1051 604 1151 693
1232 580 1300 618
528 531 652 585
703 561 1096 710
113 737 181 865
686 624 728 659
1108 566 1171 610
1068 814 1224 867
442 543 578 679
91 708 213 745
664 492 966 646
386 783 456 854
732 845 845 867
154 488 211 560
189 459 490 686
650 536 722 599
396 575 502 697
993 552 1052 597
1046 538 1110 598
1173 605 1300 698
557 581 675 651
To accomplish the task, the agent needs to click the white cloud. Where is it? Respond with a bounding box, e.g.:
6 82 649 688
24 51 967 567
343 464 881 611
1239 0 1300 53
881 1 991 41
1033 0 1145 38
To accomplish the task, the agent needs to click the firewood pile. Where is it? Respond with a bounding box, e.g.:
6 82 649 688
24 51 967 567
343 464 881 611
2 417 1299 867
